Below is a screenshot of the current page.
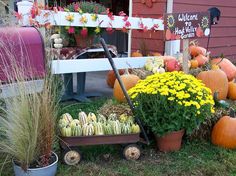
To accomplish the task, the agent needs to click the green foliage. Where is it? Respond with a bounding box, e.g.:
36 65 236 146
61 1 107 45
128 71 215 136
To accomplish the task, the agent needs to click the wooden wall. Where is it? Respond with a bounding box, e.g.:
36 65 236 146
132 0 236 61
131 0 166 55
173 0 236 61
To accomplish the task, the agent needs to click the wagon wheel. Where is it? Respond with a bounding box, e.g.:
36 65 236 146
123 144 141 160
62 147 82 165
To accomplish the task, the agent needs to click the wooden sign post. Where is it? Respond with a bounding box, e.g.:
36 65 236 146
164 12 210 73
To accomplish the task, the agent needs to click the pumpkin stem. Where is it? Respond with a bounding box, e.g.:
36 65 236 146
215 57 224 66
229 108 235 117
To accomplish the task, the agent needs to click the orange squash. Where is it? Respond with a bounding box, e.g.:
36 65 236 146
211 58 236 81
113 72 140 102
189 45 206 57
131 50 143 57
196 65 228 100
106 69 125 88
228 81 236 100
190 59 199 69
150 52 162 56
194 54 208 66
211 110 236 149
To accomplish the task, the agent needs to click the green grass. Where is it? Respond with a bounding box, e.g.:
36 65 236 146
1 98 236 176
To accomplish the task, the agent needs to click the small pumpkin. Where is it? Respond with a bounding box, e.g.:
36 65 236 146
113 71 140 102
106 69 125 88
194 54 208 66
211 58 236 81
150 52 162 56
211 109 236 149
131 50 143 57
228 81 236 100
196 65 228 100
189 45 206 57
190 59 199 69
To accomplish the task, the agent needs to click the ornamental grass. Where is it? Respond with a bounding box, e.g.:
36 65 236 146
128 71 215 136
0 28 61 171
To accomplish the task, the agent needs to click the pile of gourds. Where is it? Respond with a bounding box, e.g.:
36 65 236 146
58 112 140 137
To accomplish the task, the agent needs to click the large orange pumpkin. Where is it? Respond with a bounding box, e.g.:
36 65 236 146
106 69 125 88
196 66 228 100
211 110 236 149
113 73 140 102
228 81 236 100
194 54 209 67
211 58 236 81
189 45 206 57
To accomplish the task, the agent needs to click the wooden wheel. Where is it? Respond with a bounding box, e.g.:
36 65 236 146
62 147 82 165
123 144 141 160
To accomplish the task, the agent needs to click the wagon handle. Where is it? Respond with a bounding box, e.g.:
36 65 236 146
100 38 150 145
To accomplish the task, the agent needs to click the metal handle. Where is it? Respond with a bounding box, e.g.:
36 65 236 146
100 38 150 145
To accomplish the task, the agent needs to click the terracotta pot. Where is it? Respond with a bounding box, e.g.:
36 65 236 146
74 34 94 48
155 129 185 152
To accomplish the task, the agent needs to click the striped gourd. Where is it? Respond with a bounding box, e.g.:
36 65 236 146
103 123 113 135
108 113 118 121
61 113 73 123
94 122 104 135
61 126 72 137
121 123 132 134
78 111 88 126
58 118 69 129
97 114 107 123
82 123 94 136
69 119 80 129
110 120 121 135
72 124 82 136
87 112 97 122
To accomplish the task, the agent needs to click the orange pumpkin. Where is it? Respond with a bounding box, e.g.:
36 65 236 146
190 59 199 69
194 54 208 66
189 45 206 57
211 58 236 81
131 50 143 57
106 69 125 88
196 65 228 100
150 52 162 56
113 73 140 102
211 110 236 149
228 81 236 100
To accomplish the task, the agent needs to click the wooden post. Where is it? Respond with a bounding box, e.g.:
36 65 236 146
128 0 133 57
182 39 189 73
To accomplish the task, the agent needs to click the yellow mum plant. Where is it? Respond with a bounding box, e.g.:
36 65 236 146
128 71 215 136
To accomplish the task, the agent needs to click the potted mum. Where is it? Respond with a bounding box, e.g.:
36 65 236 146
128 71 215 152
63 1 106 48
0 28 61 175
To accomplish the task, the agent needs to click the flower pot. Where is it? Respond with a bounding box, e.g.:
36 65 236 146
155 129 185 152
74 34 94 48
13 152 58 176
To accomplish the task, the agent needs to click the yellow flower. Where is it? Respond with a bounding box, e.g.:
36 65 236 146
94 27 101 34
80 16 88 24
168 97 175 101
65 14 74 22
91 14 98 21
